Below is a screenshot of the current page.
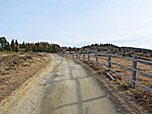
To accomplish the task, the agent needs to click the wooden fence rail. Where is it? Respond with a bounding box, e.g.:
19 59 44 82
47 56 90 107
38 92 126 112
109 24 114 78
59 50 152 93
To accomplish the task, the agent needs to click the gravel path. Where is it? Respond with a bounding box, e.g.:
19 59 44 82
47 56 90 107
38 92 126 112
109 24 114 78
0 54 118 114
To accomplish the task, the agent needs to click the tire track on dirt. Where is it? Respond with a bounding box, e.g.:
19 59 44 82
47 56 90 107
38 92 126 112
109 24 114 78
67 59 84 114
38 55 64 114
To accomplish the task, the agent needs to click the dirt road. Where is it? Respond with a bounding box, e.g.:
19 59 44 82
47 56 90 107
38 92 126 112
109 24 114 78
0 54 118 114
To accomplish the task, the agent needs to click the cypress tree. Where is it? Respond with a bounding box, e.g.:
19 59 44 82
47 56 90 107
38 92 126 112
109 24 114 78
11 39 15 51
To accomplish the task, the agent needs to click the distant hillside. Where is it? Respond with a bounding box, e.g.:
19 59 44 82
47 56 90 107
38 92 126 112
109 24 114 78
81 43 121 52
62 43 152 53
62 43 152 58
121 47 152 53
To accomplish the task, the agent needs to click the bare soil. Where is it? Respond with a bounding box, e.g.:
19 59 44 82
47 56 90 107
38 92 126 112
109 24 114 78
0 52 50 103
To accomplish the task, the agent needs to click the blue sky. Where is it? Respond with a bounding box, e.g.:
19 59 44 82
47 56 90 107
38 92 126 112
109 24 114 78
0 0 152 49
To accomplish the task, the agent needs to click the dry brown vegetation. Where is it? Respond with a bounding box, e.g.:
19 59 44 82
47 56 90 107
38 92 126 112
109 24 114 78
66 53 152 113
95 54 152 113
0 52 50 102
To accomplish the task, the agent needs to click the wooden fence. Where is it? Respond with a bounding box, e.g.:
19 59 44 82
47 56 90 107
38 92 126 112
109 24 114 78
59 50 152 93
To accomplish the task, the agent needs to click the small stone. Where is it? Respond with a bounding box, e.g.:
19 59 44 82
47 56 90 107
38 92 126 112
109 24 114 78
118 109 121 112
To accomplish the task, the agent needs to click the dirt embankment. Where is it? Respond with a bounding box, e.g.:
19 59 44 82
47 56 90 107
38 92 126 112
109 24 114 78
0 52 50 102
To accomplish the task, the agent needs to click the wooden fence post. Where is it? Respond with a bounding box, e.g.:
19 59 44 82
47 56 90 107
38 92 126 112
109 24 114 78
73 51 74 59
131 55 137 88
79 51 80 60
71 51 72 58
76 51 78 59
107 50 111 68
88 50 90 61
83 51 85 60
95 50 98 64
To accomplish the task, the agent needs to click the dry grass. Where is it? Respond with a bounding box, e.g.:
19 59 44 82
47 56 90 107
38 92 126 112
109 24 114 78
0 52 50 102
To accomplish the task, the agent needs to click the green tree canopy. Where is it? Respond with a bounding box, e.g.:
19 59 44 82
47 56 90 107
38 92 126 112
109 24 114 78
0 37 8 48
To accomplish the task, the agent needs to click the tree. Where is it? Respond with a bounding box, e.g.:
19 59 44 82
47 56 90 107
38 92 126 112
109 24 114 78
32 45 38 52
0 37 8 48
11 39 16 51
4 42 12 51
15 45 20 52
21 41 26 48
25 45 30 52
8 45 13 51
15 39 18 45
25 43 32 52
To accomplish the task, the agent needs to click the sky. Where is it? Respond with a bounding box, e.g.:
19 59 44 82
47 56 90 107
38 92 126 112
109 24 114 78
0 0 152 49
